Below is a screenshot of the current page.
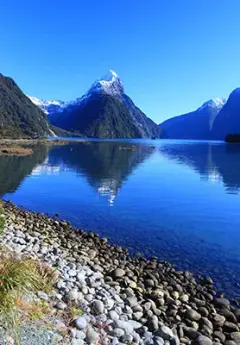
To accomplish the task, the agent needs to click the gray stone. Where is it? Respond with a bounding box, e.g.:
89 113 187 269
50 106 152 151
69 269 77 277
186 309 202 321
214 298 230 309
112 338 119 345
183 327 201 340
77 273 86 284
75 316 88 330
37 291 49 301
86 327 99 344
225 342 237 345
126 297 138 308
170 336 180 345
55 301 67 310
213 314 226 327
193 335 212 345
91 300 105 314
201 318 213 330
154 337 165 345
122 334 134 343
230 332 240 345
113 268 125 278
149 315 159 331
157 325 174 340
72 339 84 345
76 330 86 340
199 307 209 317
109 310 120 321
133 311 143 320
113 328 125 338
223 322 239 333
67 289 79 301
105 298 115 310
115 320 134 334
128 320 142 329
213 331 226 342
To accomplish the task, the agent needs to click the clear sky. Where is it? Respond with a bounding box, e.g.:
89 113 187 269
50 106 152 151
1 0 240 123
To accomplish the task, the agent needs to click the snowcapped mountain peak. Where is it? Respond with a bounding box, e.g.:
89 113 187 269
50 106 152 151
27 70 125 117
88 70 124 97
198 98 226 111
28 96 67 115
104 69 119 80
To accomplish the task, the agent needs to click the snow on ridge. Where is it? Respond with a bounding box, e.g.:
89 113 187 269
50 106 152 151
88 70 124 97
198 98 226 111
28 70 124 115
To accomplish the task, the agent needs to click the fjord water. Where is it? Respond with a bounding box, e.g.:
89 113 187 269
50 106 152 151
1 140 240 298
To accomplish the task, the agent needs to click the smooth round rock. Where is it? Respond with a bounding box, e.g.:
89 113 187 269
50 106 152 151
193 335 212 345
86 327 99 344
113 269 125 278
113 328 125 338
186 309 202 321
75 316 88 330
214 298 230 309
91 300 105 314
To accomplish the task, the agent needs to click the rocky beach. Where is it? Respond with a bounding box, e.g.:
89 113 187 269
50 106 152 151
0 202 240 345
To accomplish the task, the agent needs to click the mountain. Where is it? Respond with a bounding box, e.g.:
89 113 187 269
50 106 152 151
42 70 163 139
211 89 240 140
0 73 54 138
160 98 226 140
28 96 68 117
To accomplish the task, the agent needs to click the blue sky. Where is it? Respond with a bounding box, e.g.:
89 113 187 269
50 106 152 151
1 0 240 123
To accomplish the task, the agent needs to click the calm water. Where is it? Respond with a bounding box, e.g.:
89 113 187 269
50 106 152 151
1 139 240 298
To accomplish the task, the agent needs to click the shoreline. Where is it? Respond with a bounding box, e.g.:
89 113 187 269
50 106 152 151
1 201 240 345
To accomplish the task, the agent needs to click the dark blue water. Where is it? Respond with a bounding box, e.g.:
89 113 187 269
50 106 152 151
1 139 240 298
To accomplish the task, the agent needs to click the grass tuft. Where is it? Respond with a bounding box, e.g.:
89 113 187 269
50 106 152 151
68 303 84 321
0 251 57 315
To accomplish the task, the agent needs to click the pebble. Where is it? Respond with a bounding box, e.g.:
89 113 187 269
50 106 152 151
91 300 105 314
67 289 79 301
186 309 202 321
86 327 99 344
75 316 88 330
157 325 174 340
3 203 240 345
37 291 49 301
113 268 125 278
113 328 125 337
193 335 212 345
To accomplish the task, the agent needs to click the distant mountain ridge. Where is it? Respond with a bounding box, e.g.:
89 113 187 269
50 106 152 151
160 98 226 140
30 70 163 139
0 73 54 138
211 89 240 140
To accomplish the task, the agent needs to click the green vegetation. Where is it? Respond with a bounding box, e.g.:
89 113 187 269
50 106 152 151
51 93 163 138
0 73 52 139
0 253 56 313
68 303 84 321
52 93 143 138
0 249 56 344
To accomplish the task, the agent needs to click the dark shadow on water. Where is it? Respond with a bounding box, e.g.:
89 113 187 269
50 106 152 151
0 145 48 198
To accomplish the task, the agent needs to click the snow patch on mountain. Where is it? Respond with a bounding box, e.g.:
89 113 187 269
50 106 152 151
28 96 68 115
28 70 124 116
87 70 124 97
198 98 226 111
